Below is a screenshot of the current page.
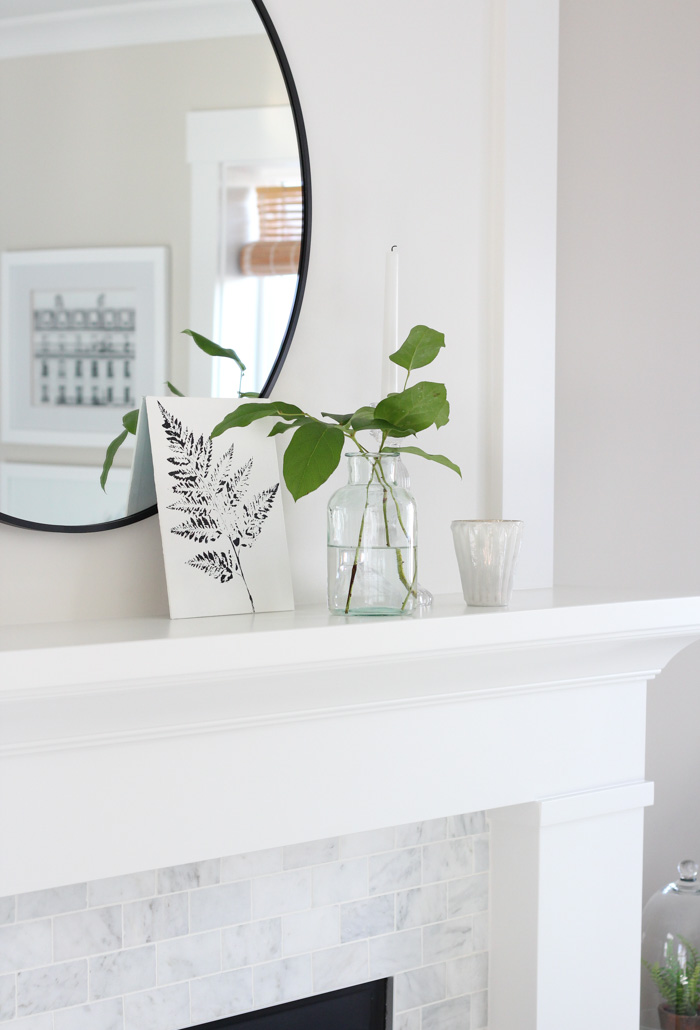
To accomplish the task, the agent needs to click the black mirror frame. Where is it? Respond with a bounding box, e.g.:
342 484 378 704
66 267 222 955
0 0 311 535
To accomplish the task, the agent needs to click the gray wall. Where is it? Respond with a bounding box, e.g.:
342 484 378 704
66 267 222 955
555 0 700 900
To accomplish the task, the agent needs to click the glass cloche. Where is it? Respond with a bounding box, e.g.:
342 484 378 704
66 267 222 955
641 860 700 1030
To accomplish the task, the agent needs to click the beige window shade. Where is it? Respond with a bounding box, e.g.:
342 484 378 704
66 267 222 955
239 186 302 277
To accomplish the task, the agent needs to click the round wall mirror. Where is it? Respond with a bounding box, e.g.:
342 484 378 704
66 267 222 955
0 0 310 533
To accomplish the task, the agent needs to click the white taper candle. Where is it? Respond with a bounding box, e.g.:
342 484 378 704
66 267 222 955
381 245 401 397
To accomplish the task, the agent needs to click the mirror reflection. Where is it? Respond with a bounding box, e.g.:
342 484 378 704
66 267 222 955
0 0 307 530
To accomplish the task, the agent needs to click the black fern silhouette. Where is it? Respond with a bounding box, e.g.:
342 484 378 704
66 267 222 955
158 402 279 612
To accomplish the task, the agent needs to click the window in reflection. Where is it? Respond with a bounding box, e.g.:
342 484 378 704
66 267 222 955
214 177 301 396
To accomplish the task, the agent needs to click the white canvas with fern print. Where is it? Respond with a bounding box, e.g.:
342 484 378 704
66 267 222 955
147 396 294 619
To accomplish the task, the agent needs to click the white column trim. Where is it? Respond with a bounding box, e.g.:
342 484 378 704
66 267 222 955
486 0 559 588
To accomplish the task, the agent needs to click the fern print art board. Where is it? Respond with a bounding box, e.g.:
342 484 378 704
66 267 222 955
146 396 294 619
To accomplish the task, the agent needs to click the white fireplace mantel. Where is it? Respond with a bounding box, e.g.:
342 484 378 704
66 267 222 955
2 586 700 1030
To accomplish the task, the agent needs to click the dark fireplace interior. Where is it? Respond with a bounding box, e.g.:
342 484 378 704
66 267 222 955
191 980 390 1030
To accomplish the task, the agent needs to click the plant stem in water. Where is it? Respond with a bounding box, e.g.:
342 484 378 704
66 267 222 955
344 468 375 614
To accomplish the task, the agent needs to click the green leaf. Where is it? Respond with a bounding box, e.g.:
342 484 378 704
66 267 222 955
390 325 445 373
394 446 462 477
166 381 184 396
122 409 139 434
321 411 353 425
282 421 345 501
375 381 449 434
100 429 128 491
182 329 246 372
268 416 311 437
434 395 450 428
349 406 413 437
210 401 304 438
239 391 260 398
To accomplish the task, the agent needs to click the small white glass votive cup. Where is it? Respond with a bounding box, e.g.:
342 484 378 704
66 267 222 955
451 520 523 607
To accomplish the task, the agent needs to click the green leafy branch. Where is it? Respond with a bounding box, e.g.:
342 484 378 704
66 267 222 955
100 330 252 491
644 936 700 1016
210 324 462 502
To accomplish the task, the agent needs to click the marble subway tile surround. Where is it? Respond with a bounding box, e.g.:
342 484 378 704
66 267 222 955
0 814 489 1030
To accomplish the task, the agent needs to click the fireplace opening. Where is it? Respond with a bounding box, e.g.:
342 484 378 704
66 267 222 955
190 980 390 1030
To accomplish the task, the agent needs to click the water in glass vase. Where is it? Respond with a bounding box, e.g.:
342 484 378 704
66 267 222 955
328 544 418 615
327 452 418 616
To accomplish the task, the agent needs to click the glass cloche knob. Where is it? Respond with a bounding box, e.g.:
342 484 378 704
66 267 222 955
678 860 699 883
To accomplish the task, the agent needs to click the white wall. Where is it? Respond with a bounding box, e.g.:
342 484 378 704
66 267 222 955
0 0 501 622
555 0 700 901
0 0 563 624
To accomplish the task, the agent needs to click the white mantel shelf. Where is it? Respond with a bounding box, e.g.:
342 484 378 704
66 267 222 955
3 584 699 690
1 586 699 757
3 587 700 1030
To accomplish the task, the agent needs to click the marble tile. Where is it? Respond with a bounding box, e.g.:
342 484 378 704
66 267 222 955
252 870 311 919
368 848 421 896
6 1016 53 1030
0 898 15 926
54 996 123 1030
312 941 368 994
471 988 488 1028
16 959 87 1017
223 917 282 969
422 840 473 884
448 812 487 837
394 963 446 1012
473 835 489 873
394 818 447 849
472 911 489 952
221 848 282 882
253 955 312 1009
157 930 220 984
394 1010 421 1030
422 994 470 1030
90 945 156 1000
123 893 188 946
88 870 155 907
190 969 253 1024
313 859 367 906
447 873 488 918
423 918 473 965
283 905 338 955
157 859 219 894
123 983 189 1030
190 880 251 932
0 973 15 1021
339 827 395 859
54 905 121 960
283 838 339 870
0 921 52 975
16 883 86 922
446 951 488 996
340 895 394 943
369 929 422 978
396 883 447 930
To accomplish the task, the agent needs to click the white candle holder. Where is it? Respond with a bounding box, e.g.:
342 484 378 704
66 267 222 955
451 519 523 607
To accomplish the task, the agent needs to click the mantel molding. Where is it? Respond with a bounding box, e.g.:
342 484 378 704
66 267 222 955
2 587 699 899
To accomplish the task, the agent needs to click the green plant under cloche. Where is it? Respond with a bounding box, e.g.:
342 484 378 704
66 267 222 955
644 936 700 1018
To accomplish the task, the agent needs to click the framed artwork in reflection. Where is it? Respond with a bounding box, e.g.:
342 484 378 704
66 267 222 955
0 247 167 448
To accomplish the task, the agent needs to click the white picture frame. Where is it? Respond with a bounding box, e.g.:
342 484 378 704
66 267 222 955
147 396 295 619
0 247 167 447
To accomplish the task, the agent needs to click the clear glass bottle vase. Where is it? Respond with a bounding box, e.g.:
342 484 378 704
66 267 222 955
327 451 418 615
